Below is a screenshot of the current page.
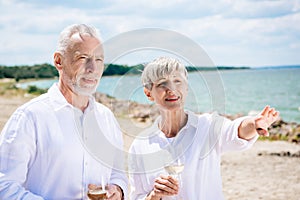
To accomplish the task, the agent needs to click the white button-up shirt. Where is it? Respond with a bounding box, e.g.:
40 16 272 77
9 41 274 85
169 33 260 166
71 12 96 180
129 111 258 200
0 84 128 200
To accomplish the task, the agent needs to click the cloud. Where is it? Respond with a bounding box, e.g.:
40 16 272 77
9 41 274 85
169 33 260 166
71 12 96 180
0 0 299 66
223 0 300 19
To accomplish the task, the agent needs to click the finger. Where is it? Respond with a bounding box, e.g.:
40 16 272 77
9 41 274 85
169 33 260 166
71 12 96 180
154 184 177 195
106 186 118 198
268 109 280 125
106 192 117 200
107 193 121 200
153 187 177 196
106 189 120 200
155 177 178 190
88 184 98 190
256 127 269 136
268 107 275 116
154 179 178 194
159 175 179 185
273 110 280 119
153 184 178 196
260 105 270 116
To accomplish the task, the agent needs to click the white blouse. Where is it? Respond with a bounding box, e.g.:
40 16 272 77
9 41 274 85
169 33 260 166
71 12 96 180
129 111 258 200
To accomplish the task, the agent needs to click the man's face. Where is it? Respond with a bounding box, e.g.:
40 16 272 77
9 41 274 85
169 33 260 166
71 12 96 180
145 71 188 111
61 34 104 96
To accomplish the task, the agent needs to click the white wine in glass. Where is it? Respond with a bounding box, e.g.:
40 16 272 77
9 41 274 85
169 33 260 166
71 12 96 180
164 164 184 175
164 153 185 200
87 189 107 200
87 176 107 200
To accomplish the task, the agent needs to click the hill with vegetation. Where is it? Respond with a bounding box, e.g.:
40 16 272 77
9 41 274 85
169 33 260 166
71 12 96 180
0 63 250 82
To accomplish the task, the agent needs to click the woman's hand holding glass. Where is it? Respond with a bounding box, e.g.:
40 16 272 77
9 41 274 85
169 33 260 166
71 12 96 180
164 156 184 199
147 175 179 199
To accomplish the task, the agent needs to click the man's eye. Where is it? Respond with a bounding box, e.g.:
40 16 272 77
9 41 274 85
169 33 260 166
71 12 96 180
95 58 103 62
79 56 88 60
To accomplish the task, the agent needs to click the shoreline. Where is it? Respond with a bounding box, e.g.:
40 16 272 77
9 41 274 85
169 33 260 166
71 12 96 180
1 91 300 143
94 92 300 144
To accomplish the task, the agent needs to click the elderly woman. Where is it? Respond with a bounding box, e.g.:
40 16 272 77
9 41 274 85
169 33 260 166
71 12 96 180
129 57 279 200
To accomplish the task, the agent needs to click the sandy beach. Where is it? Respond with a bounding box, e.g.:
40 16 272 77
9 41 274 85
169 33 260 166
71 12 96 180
1 95 299 200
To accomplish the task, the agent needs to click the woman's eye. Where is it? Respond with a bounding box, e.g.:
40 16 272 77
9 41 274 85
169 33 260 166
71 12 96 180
157 82 166 87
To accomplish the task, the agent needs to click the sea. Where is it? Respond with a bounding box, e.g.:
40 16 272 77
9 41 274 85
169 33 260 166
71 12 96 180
18 67 300 123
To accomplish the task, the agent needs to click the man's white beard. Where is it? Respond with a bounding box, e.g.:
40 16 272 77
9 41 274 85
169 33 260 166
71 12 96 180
74 84 98 96
65 73 99 96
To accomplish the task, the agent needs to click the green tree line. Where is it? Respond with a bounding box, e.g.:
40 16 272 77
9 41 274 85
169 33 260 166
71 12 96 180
0 63 250 82
0 63 58 82
0 63 145 82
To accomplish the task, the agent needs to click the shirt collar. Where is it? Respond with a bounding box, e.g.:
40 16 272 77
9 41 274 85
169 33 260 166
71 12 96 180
185 110 198 128
48 83 96 112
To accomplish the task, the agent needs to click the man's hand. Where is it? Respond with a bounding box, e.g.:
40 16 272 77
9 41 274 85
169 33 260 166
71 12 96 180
106 184 123 200
88 184 123 200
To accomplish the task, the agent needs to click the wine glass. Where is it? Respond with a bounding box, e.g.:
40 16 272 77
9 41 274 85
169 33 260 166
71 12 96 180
87 176 108 200
164 149 185 199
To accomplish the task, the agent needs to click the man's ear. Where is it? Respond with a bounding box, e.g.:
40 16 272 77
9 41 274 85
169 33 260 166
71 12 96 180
53 52 63 70
144 87 154 101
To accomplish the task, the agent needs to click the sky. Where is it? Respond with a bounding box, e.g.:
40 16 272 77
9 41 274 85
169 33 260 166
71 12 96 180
0 0 300 67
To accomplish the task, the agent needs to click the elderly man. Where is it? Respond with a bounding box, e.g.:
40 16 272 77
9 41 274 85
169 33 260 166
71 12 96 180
0 24 127 199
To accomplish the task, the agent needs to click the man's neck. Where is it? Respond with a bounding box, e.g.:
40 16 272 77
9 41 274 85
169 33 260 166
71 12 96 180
68 94 90 112
58 82 90 112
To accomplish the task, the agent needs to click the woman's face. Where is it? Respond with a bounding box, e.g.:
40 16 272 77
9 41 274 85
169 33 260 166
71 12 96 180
145 71 188 111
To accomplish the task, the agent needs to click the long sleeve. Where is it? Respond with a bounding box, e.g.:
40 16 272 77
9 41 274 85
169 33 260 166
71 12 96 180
209 113 258 153
0 108 44 200
109 123 128 199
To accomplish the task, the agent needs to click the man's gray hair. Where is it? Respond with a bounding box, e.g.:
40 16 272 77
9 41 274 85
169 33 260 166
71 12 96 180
56 24 101 55
141 57 188 90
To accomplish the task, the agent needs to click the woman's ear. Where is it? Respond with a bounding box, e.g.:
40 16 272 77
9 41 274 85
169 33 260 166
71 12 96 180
144 87 154 101
53 52 63 70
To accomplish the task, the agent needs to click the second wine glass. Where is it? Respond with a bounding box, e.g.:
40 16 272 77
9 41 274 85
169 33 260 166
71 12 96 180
164 149 185 200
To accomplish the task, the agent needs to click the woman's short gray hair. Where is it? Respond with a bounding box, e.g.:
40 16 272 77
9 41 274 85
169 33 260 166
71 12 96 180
141 57 188 90
56 24 101 55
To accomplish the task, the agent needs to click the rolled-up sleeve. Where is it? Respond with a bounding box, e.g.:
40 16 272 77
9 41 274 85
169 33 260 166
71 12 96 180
210 113 258 153
222 116 259 153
